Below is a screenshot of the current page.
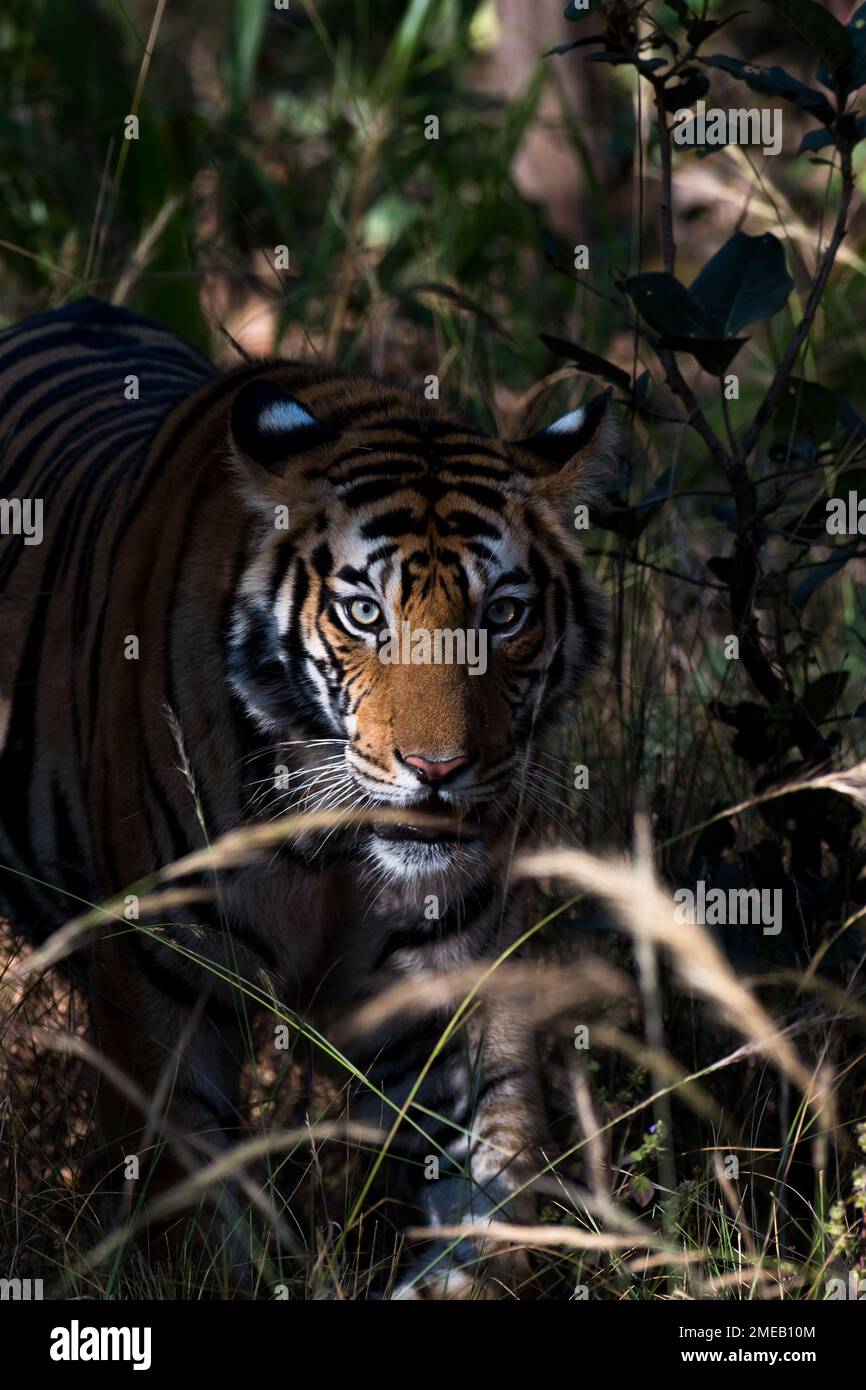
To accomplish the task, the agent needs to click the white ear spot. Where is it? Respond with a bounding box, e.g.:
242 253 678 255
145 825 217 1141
546 407 586 435
257 400 318 434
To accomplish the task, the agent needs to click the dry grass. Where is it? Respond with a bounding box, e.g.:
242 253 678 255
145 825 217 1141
2 762 865 1301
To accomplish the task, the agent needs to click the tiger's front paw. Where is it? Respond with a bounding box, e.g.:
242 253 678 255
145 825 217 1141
392 1243 534 1300
391 1176 536 1300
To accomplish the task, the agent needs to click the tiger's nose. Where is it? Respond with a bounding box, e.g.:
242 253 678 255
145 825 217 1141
400 753 473 785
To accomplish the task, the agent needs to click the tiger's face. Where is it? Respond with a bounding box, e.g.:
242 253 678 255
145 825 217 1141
228 376 610 890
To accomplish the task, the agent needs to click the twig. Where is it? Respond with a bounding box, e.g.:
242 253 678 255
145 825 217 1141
651 80 676 276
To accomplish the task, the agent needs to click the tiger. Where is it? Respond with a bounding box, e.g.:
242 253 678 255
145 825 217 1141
0 297 610 1298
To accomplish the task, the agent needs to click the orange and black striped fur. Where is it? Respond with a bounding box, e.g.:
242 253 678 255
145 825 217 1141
0 299 610 1296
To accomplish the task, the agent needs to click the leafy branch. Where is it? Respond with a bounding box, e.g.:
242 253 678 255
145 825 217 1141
547 0 866 766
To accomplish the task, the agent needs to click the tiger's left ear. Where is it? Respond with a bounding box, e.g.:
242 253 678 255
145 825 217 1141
514 387 614 508
229 378 342 514
517 387 613 468
230 379 340 474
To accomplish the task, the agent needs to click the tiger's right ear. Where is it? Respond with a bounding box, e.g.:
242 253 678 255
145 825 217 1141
229 379 340 475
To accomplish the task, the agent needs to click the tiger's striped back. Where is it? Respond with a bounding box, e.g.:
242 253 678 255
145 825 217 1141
0 299 216 933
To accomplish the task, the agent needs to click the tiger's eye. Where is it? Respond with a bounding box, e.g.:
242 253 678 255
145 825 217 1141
349 598 382 626
486 597 519 627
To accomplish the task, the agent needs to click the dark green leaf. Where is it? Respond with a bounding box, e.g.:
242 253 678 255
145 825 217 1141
799 116 866 155
633 369 651 404
539 334 632 390
546 35 607 56
772 377 837 445
712 701 798 766
686 19 722 44
657 334 747 375
684 19 715 43
703 55 835 122
686 10 749 46
587 52 666 71
626 267 757 373
792 549 856 607
798 128 836 153
625 272 712 336
648 29 680 58
802 671 849 722
838 112 866 144
663 70 710 111
690 231 793 336
585 49 631 65
768 0 853 77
